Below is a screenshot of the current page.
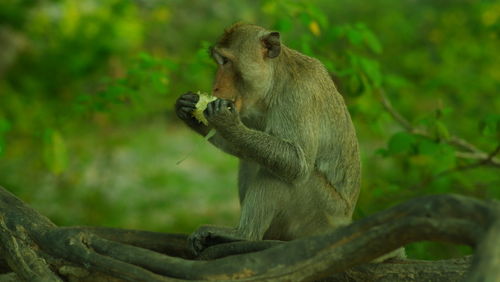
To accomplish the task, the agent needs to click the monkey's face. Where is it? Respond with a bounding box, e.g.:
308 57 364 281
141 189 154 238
210 47 241 109
210 24 282 113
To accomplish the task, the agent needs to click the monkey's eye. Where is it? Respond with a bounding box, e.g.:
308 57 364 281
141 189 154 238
214 52 230 66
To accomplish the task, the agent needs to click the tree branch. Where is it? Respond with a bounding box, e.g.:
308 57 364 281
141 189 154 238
0 217 61 281
327 256 472 281
62 226 193 259
1 185 499 281
376 88 500 167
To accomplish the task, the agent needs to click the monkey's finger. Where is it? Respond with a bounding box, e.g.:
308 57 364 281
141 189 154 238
176 110 188 120
181 93 199 103
227 101 237 113
214 99 225 113
219 99 229 112
178 107 196 121
219 99 235 114
180 106 195 113
204 101 216 117
176 107 194 120
177 99 198 108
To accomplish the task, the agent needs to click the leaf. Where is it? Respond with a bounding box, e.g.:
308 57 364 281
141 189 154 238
414 139 456 173
162 58 178 71
328 26 344 40
409 154 432 166
323 61 337 73
479 114 500 137
434 143 456 174
138 52 155 68
196 41 213 64
375 148 389 157
299 13 312 27
309 21 321 36
275 18 293 32
306 5 328 27
347 28 364 46
43 129 68 175
348 74 365 97
417 139 440 156
0 118 11 133
359 58 382 87
0 118 11 157
388 132 415 154
434 121 450 141
262 1 277 14
300 34 313 55
363 29 382 54
384 74 410 89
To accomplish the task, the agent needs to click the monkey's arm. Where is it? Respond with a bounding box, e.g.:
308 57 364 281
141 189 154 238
175 92 246 152
183 125 243 157
207 132 243 156
221 125 315 182
186 120 212 136
206 100 318 183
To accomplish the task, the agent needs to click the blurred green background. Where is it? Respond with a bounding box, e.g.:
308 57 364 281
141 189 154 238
0 0 499 260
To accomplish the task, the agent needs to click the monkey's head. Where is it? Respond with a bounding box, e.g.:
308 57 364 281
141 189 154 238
210 23 281 113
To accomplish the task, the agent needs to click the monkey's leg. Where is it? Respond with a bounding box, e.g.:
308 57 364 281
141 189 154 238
189 178 287 256
237 174 291 239
188 215 274 257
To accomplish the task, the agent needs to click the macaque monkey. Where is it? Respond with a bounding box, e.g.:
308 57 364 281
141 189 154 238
175 23 361 255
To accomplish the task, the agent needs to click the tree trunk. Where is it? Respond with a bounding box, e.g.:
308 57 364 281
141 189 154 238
0 186 498 281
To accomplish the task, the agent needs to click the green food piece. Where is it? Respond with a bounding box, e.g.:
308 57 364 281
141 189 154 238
192 91 217 125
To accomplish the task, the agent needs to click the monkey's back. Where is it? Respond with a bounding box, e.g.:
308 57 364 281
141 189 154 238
240 47 361 240
281 46 361 209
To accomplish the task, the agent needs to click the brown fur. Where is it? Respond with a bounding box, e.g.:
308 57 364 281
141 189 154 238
178 24 361 253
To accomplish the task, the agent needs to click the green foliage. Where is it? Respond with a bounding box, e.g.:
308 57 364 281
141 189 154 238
43 129 68 175
0 118 11 156
0 0 498 261
76 52 175 121
387 132 416 155
480 114 500 138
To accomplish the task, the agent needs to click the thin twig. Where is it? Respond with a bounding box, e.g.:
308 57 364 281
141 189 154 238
449 144 500 171
485 144 500 161
377 89 413 132
376 88 500 167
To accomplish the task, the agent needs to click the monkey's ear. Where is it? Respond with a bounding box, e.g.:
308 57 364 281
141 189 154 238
262 31 281 58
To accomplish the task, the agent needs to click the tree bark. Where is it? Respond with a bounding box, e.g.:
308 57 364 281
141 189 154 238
0 186 498 281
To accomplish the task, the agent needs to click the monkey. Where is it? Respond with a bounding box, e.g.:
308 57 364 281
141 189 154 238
175 23 361 256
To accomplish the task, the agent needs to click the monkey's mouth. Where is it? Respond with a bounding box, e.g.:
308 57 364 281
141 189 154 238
212 93 236 101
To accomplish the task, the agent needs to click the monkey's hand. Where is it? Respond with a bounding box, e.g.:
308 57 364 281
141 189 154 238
175 91 199 124
188 227 214 256
204 99 241 130
175 92 212 136
188 225 243 256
